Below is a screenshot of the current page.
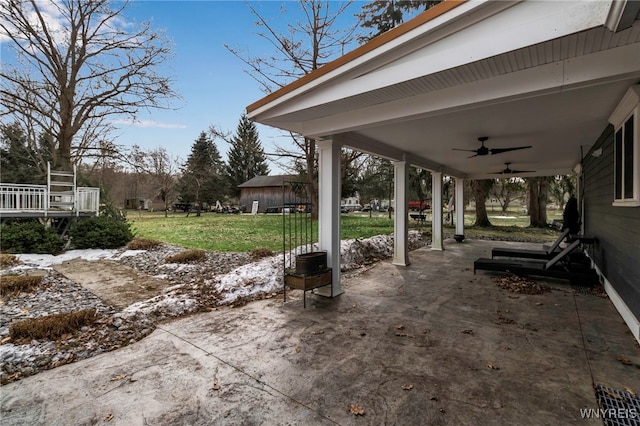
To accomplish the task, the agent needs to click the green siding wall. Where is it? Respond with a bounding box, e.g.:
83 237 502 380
583 125 640 319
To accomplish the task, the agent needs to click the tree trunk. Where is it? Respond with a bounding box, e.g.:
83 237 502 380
473 180 492 227
528 177 549 228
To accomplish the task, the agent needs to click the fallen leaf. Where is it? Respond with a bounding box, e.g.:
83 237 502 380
603 388 623 400
1 336 11 344
212 383 221 391
310 330 324 335
402 384 414 390
461 329 474 335
535 302 543 306
110 374 127 381
617 355 633 365
422 328 431 335
625 387 636 397
395 324 405 330
295 347 301 353
349 403 365 416
486 363 500 370
104 414 113 422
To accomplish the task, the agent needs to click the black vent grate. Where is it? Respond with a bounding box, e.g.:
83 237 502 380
595 384 640 426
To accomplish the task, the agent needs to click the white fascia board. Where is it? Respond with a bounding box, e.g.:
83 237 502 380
249 0 502 121
256 0 612 121
298 42 640 138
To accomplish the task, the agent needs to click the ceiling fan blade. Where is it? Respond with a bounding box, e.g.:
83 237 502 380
492 169 536 174
451 148 477 153
488 145 532 155
468 153 479 158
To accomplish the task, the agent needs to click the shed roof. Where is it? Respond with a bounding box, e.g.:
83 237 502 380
238 175 299 188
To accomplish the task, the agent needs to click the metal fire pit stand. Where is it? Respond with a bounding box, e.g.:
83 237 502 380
282 181 332 308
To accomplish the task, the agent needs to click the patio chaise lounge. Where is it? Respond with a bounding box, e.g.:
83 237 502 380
491 228 569 260
474 240 599 286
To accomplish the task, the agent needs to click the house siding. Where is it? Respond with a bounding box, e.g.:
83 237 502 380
583 125 640 319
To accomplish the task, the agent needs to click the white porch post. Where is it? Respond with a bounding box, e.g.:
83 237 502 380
431 172 444 250
455 178 465 236
316 139 343 297
393 160 410 266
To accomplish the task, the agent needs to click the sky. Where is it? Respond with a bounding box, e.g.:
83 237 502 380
107 0 365 173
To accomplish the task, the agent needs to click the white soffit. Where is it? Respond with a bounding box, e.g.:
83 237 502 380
253 0 614 123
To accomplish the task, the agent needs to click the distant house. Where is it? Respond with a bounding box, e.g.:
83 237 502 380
238 175 300 213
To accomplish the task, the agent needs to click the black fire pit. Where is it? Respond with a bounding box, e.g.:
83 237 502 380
295 251 327 275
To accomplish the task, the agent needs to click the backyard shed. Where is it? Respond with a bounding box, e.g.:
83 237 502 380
238 175 299 213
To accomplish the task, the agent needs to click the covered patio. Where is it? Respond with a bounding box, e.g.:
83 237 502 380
247 0 640 341
2 239 638 424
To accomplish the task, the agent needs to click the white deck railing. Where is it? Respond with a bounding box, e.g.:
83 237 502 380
0 183 100 216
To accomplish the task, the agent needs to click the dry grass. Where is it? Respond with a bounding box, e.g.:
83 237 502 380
127 237 163 250
1 275 43 297
165 249 206 264
9 309 97 341
250 247 274 259
0 254 19 268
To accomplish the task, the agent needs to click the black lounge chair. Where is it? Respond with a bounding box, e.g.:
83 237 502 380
491 228 570 260
475 240 598 286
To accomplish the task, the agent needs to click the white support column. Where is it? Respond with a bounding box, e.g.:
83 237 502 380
455 178 465 236
316 139 343 297
431 172 444 250
393 160 410 266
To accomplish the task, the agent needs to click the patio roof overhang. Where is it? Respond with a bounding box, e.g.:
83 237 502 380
247 0 640 180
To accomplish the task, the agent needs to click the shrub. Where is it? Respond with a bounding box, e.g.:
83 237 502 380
165 249 206 263
0 221 64 254
0 254 19 268
250 247 274 258
127 237 163 250
9 309 97 341
69 216 134 249
0 275 43 297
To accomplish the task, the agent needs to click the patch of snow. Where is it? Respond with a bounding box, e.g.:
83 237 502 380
16 249 119 268
121 294 198 319
116 250 147 258
213 255 284 305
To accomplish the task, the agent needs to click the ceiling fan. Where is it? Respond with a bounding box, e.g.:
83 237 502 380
492 162 535 175
453 136 532 158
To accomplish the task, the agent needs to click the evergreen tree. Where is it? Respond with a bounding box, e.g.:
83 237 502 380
226 115 270 198
0 123 50 184
356 0 442 43
177 131 226 216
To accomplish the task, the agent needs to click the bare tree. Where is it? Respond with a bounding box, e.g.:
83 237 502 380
0 0 178 170
228 0 356 217
490 178 525 214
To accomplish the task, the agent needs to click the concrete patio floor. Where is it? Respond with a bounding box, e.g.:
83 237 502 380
1 239 639 425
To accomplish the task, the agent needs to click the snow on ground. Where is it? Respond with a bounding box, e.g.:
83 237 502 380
11 249 146 270
7 232 429 325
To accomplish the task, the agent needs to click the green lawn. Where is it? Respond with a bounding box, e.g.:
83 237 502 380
127 209 562 252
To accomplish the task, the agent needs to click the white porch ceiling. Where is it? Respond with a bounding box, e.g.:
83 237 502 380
248 1 640 180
